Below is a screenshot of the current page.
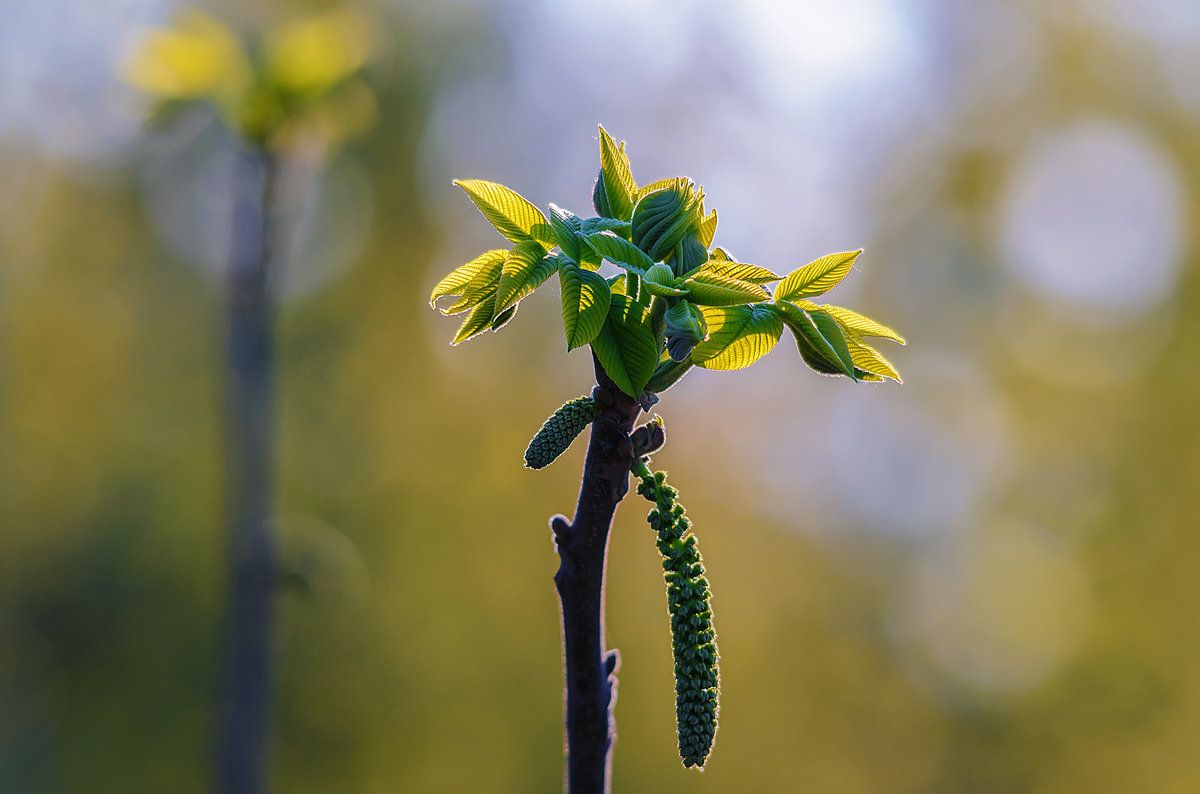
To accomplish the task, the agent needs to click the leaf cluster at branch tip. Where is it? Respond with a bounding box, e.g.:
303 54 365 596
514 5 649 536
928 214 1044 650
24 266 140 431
430 125 905 393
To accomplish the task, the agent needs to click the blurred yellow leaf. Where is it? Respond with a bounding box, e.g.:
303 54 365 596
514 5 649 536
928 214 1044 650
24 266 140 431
266 9 372 94
123 9 249 100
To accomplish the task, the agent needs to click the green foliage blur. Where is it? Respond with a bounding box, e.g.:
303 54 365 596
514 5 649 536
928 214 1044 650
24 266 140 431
3 1 1200 792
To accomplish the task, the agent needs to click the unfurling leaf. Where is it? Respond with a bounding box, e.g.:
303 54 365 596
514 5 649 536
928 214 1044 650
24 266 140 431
585 231 655 275
596 126 638 221
691 304 782 370
523 396 598 469
683 272 770 307
560 263 611 351
774 249 862 301
643 263 688 297
496 241 558 313
590 295 658 397
454 179 552 246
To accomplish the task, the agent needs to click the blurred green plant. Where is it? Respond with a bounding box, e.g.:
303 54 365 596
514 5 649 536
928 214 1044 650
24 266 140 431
430 126 904 790
123 9 378 794
123 6 376 148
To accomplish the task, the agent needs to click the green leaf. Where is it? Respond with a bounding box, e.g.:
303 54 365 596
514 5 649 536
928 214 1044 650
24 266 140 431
794 300 906 344
845 338 902 382
548 203 581 261
691 304 783 370
608 273 626 296
559 263 611 351
683 271 770 306
451 292 498 345
598 126 637 221
496 241 558 313
773 302 856 378
454 179 552 246
700 258 781 285
584 231 654 275
774 249 862 301
430 249 507 308
590 294 658 397
698 208 718 249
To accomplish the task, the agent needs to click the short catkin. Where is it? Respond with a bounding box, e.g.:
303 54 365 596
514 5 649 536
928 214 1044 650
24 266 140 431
523 396 598 470
634 468 719 769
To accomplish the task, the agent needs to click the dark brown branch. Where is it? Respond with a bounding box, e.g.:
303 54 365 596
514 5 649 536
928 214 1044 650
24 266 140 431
552 357 643 793
217 146 279 794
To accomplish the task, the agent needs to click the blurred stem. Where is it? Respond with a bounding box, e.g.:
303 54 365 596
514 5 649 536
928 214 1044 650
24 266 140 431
217 145 280 794
551 357 642 794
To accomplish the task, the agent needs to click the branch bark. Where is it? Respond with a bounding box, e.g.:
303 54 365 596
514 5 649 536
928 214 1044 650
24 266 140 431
217 146 279 794
552 357 643 794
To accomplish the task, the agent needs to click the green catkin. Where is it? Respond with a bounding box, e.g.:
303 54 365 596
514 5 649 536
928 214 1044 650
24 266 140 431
634 467 719 769
523 397 598 470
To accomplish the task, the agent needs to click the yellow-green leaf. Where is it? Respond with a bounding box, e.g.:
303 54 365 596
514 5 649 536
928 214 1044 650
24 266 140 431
698 208 718 249
496 241 557 313
846 338 902 382
430 249 507 308
691 304 783 370
795 301 906 344
683 271 770 306
700 258 781 285
453 179 551 245
774 249 862 301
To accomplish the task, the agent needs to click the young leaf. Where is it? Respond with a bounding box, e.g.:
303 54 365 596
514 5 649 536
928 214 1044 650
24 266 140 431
774 249 862 301
643 263 688 297
548 203 582 261
698 208 718 249
430 249 507 308
490 303 518 332
598 125 637 221
559 262 611 351
635 177 677 201
699 258 781 285
683 271 770 306
584 231 654 275
496 241 558 313
794 301 906 345
451 292 498 345
772 302 856 378
691 304 783 370
580 217 632 237
590 294 658 397
438 254 503 316
454 179 553 246
846 338 902 382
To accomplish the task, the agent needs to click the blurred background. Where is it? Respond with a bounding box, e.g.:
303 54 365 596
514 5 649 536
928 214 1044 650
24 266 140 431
3 0 1199 791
